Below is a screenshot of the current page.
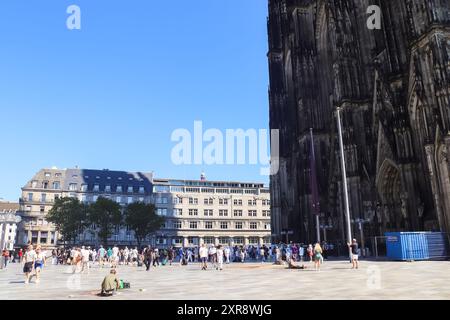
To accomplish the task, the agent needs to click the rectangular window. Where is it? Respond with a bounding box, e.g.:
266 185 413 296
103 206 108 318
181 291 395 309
28 193 33 201
220 222 228 229
173 221 182 229
138 197 144 202
262 210 271 217
128 197 133 204
233 199 242 206
249 237 259 245
81 184 88 192
41 193 47 203
173 197 182 204
116 185 122 193
189 197 198 205
69 183 78 191
93 195 99 202
248 199 257 206
219 209 228 217
205 221 213 229
204 198 213 205
219 198 229 205
203 209 213 216
189 221 198 229
53 182 60 189
93 184 100 192
31 181 38 188
204 236 214 244
248 210 257 217
127 186 133 193
235 222 243 229
233 210 242 217
250 222 258 230
105 185 111 192
264 223 271 230
40 231 48 244
219 237 229 244
139 186 145 194
234 237 244 245
188 209 198 216
116 196 122 203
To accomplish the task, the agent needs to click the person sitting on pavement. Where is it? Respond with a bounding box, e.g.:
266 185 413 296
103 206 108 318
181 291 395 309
100 269 120 296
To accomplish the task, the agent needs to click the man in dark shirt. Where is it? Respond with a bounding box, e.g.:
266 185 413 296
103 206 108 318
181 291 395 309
347 239 359 269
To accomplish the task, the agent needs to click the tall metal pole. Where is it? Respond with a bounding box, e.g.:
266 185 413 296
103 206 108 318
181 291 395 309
336 107 352 257
310 128 321 243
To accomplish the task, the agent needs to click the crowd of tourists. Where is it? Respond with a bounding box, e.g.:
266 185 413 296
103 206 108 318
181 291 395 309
0 239 360 285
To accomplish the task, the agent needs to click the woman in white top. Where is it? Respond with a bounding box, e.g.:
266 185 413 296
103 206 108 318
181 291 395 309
216 246 224 271
23 244 36 284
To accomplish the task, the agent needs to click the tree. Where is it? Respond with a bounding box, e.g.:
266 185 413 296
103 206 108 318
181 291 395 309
88 197 123 246
124 202 165 248
47 197 88 245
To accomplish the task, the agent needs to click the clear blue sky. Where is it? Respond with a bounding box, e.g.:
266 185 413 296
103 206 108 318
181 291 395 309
0 0 270 201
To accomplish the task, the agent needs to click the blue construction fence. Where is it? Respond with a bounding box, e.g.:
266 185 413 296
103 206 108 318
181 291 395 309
385 232 450 261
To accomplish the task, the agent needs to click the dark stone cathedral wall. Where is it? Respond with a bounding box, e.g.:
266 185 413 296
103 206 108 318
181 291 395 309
268 0 450 244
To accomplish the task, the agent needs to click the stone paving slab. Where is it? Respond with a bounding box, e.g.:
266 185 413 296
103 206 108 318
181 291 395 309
0 260 449 300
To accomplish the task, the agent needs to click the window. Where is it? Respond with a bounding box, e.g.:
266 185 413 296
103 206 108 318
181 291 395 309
128 186 134 193
105 185 111 192
31 181 38 188
93 195 99 202
69 183 78 191
204 236 214 244
81 184 88 192
233 210 243 217
235 222 243 229
116 185 122 193
55 173 62 177
93 184 100 192
44 172 51 177
116 196 122 203
248 199 257 206
264 223 271 230
81 195 88 203
128 197 133 204
31 231 38 244
219 209 228 217
138 197 144 202
219 198 228 205
52 182 60 189
41 193 47 203
173 221 182 229
262 210 271 217
40 206 45 213
189 197 198 205
188 237 197 244
205 221 213 229
188 209 198 216
139 186 145 194
173 197 182 204
234 237 244 245
248 210 257 217
219 237 229 244
203 209 213 216
233 199 242 206
250 222 258 230
28 193 33 201
173 209 182 216
162 197 168 204
204 198 213 205
40 231 48 244
157 208 167 216
249 237 259 245
220 222 228 229
172 237 182 245
189 221 198 229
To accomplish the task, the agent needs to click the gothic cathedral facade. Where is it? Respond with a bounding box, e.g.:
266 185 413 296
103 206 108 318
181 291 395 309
268 0 450 243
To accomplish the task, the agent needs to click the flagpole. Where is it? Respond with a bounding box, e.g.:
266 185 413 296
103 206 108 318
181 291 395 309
336 107 352 257
310 128 321 243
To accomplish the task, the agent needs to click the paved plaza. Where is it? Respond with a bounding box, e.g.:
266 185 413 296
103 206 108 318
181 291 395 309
0 259 449 300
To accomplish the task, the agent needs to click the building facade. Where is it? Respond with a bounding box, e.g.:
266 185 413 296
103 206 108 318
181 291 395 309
17 168 271 248
151 178 271 248
17 168 153 248
0 201 21 250
267 0 450 243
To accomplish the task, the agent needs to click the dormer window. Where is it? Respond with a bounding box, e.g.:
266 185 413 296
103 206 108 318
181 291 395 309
128 186 134 193
116 185 123 193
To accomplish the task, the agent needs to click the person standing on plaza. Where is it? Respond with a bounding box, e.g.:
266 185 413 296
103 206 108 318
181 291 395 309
167 247 174 266
299 245 304 262
72 248 82 273
216 245 224 271
347 239 359 269
307 244 313 262
33 245 46 283
1 249 9 269
80 246 90 274
106 247 113 266
23 244 36 284
208 245 217 269
144 246 153 271
131 247 138 266
112 245 119 268
123 247 130 265
224 246 231 264
199 244 208 270
313 243 323 271
18 248 23 264
98 245 106 267
153 248 160 267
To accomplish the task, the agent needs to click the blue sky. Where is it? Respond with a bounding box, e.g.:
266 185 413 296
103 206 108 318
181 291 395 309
0 0 270 201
